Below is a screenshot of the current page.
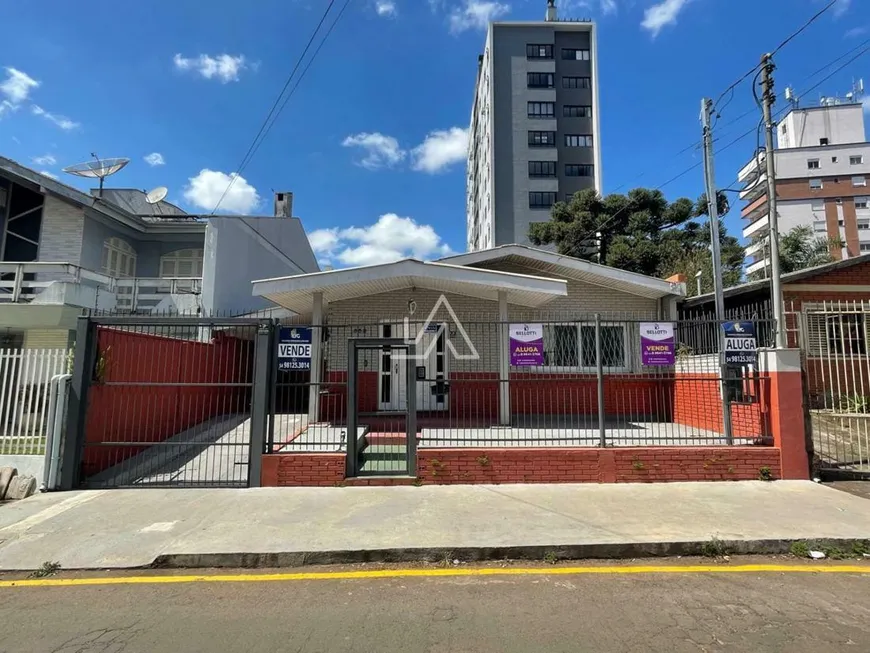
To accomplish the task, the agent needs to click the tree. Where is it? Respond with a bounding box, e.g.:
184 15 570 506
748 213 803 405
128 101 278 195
528 188 745 295
748 226 844 280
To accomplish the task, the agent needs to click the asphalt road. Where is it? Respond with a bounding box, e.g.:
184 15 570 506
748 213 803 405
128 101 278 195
2 565 870 653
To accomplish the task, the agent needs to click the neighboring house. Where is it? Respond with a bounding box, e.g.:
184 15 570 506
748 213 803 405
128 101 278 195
739 96 870 275
0 156 319 348
466 2 602 251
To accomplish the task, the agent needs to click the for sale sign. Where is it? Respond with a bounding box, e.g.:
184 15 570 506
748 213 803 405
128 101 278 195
723 321 757 366
639 322 675 366
278 327 312 371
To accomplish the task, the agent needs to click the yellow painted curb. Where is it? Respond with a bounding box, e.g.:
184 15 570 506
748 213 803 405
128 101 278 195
2 564 869 588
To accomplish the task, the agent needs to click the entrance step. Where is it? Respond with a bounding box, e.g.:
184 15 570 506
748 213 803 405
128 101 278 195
364 432 420 446
360 444 407 463
344 476 417 487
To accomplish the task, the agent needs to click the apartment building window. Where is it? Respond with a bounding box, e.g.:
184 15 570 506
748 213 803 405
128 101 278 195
563 105 592 118
527 72 554 88
862 244 870 253
528 131 556 147
160 249 204 278
529 192 557 209
807 159 820 170
820 138 829 146
528 101 555 118
853 176 867 187
101 237 137 278
561 48 590 61
565 134 593 147
529 161 556 178
565 164 594 177
813 221 827 232
562 76 590 89
811 199 825 211
856 197 869 210
810 178 823 189
851 155 864 165
858 220 870 230
526 44 553 59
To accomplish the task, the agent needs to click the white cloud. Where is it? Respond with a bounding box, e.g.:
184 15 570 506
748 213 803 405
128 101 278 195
834 0 851 17
449 0 509 34
0 67 39 106
342 132 406 170
31 104 79 130
844 25 866 38
411 127 469 173
600 0 617 14
144 152 166 166
376 0 397 16
309 213 453 267
183 169 260 214
641 0 692 37
32 153 57 166
39 170 58 180
173 53 248 83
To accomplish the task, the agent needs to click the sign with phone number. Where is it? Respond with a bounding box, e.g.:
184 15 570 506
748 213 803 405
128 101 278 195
278 327 312 371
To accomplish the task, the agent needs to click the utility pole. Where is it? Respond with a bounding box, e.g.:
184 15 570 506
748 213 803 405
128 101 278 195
761 53 786 348
701 97 734 444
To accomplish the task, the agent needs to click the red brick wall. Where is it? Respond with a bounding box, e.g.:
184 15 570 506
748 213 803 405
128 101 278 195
261 453 346 487
82 328 252 477
416 447 781 484
672 373 767 438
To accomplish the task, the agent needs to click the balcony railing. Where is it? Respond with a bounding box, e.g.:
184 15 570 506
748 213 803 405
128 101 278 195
0 262 201 312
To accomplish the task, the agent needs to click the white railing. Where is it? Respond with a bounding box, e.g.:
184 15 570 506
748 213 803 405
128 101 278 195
0 348 72 456
0 262 201 312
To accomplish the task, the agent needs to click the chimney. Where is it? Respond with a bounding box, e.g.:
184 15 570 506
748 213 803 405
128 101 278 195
545 0 557 21
274 191 293 217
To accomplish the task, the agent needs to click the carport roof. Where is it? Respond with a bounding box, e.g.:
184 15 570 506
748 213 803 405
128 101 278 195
252 258 568 314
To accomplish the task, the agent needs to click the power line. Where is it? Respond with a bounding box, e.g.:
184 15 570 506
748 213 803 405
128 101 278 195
210 0 343 215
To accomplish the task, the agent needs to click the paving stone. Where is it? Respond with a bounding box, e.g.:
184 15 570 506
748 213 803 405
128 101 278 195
0 467 17 500
4 475 36 501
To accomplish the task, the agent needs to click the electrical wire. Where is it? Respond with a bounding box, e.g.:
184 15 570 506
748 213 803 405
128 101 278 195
210 0 343 215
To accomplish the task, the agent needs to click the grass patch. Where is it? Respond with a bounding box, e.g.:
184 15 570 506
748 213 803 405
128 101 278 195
790 541 810 558
28 561 61 579
700 536 730 558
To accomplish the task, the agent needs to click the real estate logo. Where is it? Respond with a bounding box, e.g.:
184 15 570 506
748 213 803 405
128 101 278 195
395 294 480 361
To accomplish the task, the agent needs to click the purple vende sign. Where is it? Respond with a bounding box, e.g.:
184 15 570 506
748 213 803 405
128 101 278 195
509 323 544 366
640 322 675 366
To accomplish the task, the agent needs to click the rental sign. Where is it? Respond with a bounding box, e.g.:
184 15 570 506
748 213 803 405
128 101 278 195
278 327 312 371
723 321 757 366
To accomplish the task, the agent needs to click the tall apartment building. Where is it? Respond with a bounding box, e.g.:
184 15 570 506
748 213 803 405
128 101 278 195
738 96 870 275
466 1 602 251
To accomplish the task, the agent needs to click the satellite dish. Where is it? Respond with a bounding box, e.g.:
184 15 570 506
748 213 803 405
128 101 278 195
62 153 130 196
145 186 168 204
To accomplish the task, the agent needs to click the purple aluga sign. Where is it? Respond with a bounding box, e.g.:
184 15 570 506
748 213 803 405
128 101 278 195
640 322 675 366
509 323 544 366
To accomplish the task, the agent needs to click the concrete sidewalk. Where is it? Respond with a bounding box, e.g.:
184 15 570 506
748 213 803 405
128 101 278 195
1 482 870 570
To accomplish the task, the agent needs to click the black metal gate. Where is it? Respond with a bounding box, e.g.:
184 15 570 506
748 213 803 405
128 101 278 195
61 316 271 489
346 339 417 477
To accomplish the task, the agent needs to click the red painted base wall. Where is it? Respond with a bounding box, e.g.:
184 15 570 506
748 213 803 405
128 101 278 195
672 373 767 438
82 328 253 477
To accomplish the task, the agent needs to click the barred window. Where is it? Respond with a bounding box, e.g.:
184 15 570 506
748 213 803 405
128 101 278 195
541 324 627 369
806 312 869 356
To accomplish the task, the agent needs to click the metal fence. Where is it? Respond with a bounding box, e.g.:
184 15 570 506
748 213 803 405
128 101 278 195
269 317 774 476
794 300 870 476
0 348 71 456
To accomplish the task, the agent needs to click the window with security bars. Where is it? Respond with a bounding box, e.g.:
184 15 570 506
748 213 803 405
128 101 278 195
542 324 627 369
805 312 869 356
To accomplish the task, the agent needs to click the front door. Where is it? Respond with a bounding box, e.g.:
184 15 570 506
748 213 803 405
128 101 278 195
406 322 449 412
378 323 407 411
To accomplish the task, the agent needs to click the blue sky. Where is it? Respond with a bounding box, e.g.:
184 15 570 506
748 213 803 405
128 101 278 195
1 0 868 268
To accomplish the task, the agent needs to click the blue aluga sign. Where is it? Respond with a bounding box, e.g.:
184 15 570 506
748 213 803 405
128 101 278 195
723 321 757 366
277 327 312 371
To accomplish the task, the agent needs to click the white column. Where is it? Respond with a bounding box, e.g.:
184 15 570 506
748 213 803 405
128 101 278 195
308 291 324 422
498 290 510 426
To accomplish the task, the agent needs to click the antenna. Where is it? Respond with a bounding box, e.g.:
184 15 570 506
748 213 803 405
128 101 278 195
784 86 798 108
62 153 130 197
145 186 168 215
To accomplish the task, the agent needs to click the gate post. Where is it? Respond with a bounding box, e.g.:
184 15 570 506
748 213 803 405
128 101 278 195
247 320 273 487
59 315 97 491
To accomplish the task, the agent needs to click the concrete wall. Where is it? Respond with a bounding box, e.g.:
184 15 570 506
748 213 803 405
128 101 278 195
201 217 319 314
38 196 84 265
778 104 865 148
774 143 870 180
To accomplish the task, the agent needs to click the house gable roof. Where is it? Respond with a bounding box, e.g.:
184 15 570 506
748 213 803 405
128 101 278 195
438 245 685 300
251 258 569 314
